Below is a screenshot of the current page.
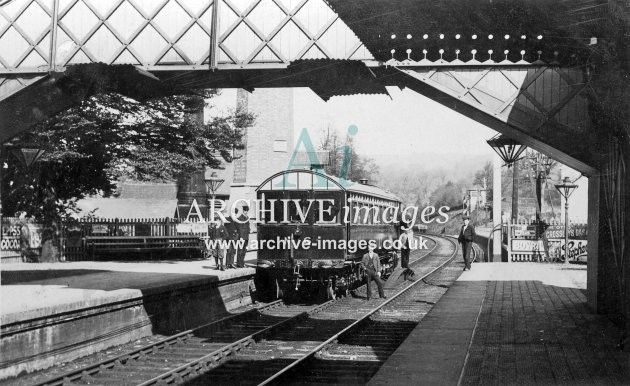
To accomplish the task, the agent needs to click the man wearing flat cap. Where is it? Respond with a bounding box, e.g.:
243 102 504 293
458 215 476 271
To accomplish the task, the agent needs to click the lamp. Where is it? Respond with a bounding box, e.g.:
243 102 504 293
487 134 526 222
1 144 46 258
486 134 527 168
554 176 578 265
205 172 225 222
11 146 46 169
1 144 46 215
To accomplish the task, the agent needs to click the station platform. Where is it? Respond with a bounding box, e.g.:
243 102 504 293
369 263 629 385
0 255 257 379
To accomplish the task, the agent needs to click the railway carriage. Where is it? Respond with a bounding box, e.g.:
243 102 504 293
254 169 402 300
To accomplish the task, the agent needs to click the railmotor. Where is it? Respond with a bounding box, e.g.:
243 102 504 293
254 169 403 301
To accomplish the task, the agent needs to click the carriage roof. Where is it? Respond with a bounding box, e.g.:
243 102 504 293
256 169 401 203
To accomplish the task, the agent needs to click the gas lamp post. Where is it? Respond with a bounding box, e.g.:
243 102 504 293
555 177 578 265
205 172 225 222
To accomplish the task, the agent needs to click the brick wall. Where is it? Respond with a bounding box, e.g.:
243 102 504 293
243 87 294 187
176 89 295 214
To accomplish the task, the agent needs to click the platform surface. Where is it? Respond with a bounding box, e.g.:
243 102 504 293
0 255 256 325
369 262 629 385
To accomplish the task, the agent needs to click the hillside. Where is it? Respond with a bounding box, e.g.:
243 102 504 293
374 152 492 183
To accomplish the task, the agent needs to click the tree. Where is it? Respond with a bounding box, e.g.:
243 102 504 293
473 161 493 203
3 91 254 221
429 180 466 209
319 127 379 182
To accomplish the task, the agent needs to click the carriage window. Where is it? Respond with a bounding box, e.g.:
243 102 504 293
373 205 382 224
352 201 383 224
358 203 367 224
383 204 396 223
381 205 390 223
370 205 380 224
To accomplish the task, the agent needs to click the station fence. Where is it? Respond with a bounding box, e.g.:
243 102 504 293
1 216 222 262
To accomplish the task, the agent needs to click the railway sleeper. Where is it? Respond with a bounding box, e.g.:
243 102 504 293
164 345 222 353
317 353 384 361
145 352 209 362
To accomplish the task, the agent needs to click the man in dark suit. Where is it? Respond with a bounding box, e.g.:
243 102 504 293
224 214 239 269
458 215 476 270
361 243 386 300
235 206 250 268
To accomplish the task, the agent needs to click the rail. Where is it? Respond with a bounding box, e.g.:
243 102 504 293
258 235 459 385
32 235 456 386
33 300 285 386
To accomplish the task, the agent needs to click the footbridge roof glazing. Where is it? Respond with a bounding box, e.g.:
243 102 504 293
0 0 605 174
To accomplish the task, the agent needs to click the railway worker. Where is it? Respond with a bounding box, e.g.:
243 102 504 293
398 225 415 280
362 243 387 300
458 215 476 271
235 206 250 268
225 214 239 269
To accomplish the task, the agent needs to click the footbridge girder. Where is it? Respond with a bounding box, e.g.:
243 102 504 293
0 0 601 175
0 61 599 177
390 64 596 175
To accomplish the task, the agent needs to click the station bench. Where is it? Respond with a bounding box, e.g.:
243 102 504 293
85 236 203 260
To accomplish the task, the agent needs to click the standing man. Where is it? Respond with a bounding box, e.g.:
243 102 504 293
209 217 229 271
398 225 416 280
458 215 476 271
224 214 239 269
17 212 31 262
362 243 387 300
236 206 250 268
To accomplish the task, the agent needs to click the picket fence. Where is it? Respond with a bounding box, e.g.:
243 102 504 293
1 216 215 262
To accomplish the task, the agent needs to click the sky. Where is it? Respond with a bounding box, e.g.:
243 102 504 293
209 86 499 166
292 86 497 160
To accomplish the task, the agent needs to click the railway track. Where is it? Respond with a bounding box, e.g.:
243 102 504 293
262 236 466 385
29 235 457 386
29 300 329 386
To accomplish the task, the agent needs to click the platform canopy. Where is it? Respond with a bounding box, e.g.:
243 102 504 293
0 0 609 174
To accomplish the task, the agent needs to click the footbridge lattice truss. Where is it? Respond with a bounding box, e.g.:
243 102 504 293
0 0 596 174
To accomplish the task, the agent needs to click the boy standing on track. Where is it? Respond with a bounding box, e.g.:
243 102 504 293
458 215 476 271
362 243 387 300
